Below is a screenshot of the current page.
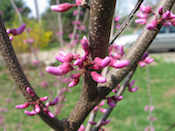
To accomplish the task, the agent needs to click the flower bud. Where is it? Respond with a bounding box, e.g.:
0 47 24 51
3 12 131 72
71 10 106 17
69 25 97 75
10 23 26 35
90 71 106 83
51 3 74 12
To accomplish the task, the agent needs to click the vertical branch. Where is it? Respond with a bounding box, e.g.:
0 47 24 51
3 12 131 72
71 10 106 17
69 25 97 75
56 0 64 48
0 14 64 130
34 0 40 24
65 0 117 131
146 66 153 128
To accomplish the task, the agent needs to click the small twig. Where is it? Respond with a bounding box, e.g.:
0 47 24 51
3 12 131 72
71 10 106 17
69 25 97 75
92 65 138 131
109 0 144 46
146 65 154 129
166 123 175 131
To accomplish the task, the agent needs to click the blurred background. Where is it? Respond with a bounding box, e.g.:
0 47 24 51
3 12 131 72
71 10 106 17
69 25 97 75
0 0 175 131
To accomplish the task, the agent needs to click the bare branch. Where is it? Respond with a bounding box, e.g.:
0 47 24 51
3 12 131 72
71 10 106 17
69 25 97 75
0 14 64 131
109 0 144 46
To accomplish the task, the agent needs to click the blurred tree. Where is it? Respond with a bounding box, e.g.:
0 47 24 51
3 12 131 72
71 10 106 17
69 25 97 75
41 0 87 42
0 0 31 26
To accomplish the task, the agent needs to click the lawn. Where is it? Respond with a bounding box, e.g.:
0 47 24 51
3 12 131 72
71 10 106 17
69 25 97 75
0 57 175 131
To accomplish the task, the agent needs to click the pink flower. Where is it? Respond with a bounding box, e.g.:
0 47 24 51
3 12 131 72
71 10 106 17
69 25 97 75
77 124 85 131
147 20 158 30
24 110 37 116
40 81 48 88
99 108 107 113
72 20 81 25
115 15 120 22
51 3 76 12
55 31 63 36
77 25 86 31
26 87 35 97
127 80 138 92
140 4 152 14
32 60 40 66
15 102 29 109
135 19 147 25
10 23 26 36
137 12 148 19
46 62 73 75
90 71 106 83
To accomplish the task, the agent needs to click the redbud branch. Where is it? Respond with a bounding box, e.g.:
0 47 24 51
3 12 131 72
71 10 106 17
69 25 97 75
74 8 89 53
56 0 64 48
69 6 81 52
109 0 144 46
92 65 137 131
0 14 64 130
10 0 53 98
146 66 154 129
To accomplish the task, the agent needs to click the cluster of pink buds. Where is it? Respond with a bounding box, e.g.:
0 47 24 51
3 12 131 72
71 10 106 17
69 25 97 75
73 10 84 16
144 105 156 131
138 52 154 67
55 31 63 36
108 44 129 68
144 105 154 111
144 126 155 131
46 36 129 87
88 120 110 131
106 95 123 108
39 80 48 88
51 0 87 13
23 38 34 44
93 100 107 113
114 15 121 29
6 23 26 41
32 60 40 66
77 124 85 131
127 80 138 92
135 4 175 30
15 87 58 118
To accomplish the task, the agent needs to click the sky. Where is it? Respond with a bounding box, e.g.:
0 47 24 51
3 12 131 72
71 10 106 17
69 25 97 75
25 0 49 17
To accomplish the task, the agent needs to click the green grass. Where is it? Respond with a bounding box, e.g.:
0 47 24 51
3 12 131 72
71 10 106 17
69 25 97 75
0 59 175 130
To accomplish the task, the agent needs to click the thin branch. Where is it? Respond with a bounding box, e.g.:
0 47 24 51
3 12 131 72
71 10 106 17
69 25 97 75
166 123 175 131
109 0 144 46
0 14 64 130
56 0 64 48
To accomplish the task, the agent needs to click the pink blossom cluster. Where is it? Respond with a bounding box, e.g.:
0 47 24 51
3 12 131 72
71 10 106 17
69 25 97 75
15 87 58 118
135 4 175 30
106 95 123 108
93 100 107 113
32 59 40 66
55 31 63 36
88 120 110 131
46 36 129 87
144 105 154 111
23 38 34 44
108 44 129 68
51 0 87 13
144 105 156 131
73 10 84 16
138 52 154 67
72 20 86 31
144 126 155 131
114 15 121 29
6 23 26 41
39 80 48 88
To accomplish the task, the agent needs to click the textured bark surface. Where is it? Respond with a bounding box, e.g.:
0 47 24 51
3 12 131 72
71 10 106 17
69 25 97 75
66 0 116 130
0 15 64 131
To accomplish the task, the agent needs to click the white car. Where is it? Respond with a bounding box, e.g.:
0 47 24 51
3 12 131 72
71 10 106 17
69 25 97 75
115 26 175 51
